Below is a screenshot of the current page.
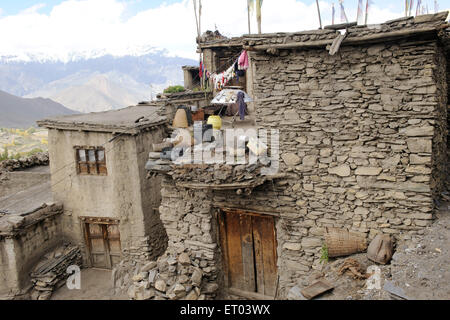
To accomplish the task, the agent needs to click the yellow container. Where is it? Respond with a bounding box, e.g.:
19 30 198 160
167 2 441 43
207 115 222 130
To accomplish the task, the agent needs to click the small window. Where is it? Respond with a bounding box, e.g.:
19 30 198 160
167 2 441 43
75 147 107 176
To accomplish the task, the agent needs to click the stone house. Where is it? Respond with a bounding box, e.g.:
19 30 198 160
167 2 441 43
2 11 449 301
145 12 450 299
182 66 201 90
36 105 169 269
0 160 62 299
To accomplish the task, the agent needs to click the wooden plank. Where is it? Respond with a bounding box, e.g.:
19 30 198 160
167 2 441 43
259 216 278 297
217 211 230 287
324 21 357 30
300 279 334 299
329 33 347 55
252 216 265 295
84 223 93 267
221 207 280 218
225 212 244 290
175 181 264 190
102 224 112 269
244 27 441 52
243 39 332 51
228 287 274 300
106 224 121 267
79 217 120 224
239 213 256 292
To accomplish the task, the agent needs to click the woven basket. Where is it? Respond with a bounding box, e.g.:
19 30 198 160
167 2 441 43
173 109 188 128
324 227 367 257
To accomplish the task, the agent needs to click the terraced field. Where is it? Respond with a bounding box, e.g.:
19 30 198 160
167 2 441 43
0 128 48 160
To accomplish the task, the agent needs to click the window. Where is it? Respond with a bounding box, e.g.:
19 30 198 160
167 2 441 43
75 147 107 175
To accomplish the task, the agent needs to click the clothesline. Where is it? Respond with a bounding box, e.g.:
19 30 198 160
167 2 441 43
198 51 241 91
201 50 249 91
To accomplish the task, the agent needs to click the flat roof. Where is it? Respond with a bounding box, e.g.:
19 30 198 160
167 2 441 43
0 180 53 216
37 105 167 134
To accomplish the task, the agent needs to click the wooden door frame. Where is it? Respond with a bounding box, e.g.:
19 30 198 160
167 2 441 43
217 208 278 300
80 217 121 269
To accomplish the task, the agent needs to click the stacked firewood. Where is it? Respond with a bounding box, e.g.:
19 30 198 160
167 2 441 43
30 244 82 300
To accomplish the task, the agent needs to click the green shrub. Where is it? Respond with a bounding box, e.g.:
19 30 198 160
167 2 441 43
26 127 36 134
26 148 44 157
0 147 8 161
320 243 329 264
163 85 185 94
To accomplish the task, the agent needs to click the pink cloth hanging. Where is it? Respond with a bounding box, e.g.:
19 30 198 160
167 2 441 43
238 50 249 70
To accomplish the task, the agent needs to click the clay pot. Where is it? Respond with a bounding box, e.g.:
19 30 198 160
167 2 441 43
367 234 394 264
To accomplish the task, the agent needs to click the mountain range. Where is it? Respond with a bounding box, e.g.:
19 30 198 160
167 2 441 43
0 49 197 114
0 89 77 128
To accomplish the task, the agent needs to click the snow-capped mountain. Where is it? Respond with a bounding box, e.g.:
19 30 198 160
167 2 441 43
0 49 197 113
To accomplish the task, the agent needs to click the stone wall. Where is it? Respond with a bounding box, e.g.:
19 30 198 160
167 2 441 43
0 152 49 172
157 173 322 299
158 177 221 298
244 38 447 296
446 43 450 189
154 36 448 299
0 204 64 299
155 91 214 121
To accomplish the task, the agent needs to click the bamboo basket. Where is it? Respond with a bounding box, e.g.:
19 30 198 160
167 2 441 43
324 227 367 257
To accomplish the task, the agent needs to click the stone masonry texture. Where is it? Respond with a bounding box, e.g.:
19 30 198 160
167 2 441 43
155 26 449 298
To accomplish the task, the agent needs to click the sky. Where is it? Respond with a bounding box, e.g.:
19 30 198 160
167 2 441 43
0 0 448 61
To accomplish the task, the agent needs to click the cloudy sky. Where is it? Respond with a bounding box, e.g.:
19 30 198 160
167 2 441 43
0 0 448 61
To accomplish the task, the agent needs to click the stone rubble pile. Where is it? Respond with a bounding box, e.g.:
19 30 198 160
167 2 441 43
29 243 82 300
112 251 219 300
0 152 49 172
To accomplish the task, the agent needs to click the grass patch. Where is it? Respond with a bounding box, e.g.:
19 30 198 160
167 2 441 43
320 243 329 264
163 85 185 94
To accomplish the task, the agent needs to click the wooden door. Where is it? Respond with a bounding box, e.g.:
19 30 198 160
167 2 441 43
84 221 121 269
219 209 277 298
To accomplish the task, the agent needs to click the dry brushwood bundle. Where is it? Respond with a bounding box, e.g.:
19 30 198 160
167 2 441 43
337 258 370 280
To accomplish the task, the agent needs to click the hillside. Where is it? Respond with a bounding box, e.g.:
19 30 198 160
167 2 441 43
27 73 154 113
0 51 197 113
0 90 77 128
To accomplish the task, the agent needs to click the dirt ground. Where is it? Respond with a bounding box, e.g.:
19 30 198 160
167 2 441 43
298 200 450 300
52 205 449 301
51 268 128 300
387 201 450 300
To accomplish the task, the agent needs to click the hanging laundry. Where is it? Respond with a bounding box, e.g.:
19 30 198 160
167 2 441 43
238 50 249 70
236 91 248 120
211 63 236 90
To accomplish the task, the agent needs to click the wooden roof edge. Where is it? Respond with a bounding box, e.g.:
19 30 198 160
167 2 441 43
36 118 168 134
199 12 449 51
244 26 445 51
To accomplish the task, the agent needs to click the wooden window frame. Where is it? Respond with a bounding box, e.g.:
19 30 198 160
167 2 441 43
75 146 107 176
